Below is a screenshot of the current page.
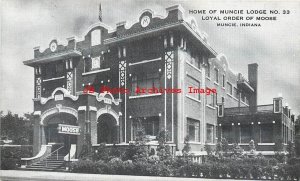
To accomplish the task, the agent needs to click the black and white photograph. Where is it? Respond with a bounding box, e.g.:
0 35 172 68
0 0 300 180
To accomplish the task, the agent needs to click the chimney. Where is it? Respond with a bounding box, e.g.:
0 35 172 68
273 96 283 113
248 63 258 112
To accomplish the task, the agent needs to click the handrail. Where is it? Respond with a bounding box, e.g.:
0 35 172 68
44 145 64 167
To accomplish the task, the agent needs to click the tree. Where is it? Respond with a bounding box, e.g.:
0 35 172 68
0 111 33 145
295 115 300 156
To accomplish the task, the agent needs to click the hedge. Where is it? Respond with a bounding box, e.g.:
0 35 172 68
70 157 300 180
1 146 32 169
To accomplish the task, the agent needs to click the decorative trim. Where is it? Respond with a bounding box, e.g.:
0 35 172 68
165 52 174 79
40 106 78 125
129 93 162 99
89 106 97 112
78 106 86 111
43 76 65 82
82 68 110 76
166 4 184 13
33 111 41 116
258 143 275 146
66 72 73 94
128 57 161 66
105 22 181 44
188 142 202 145
238 143 249 145
37 87 79 105
96 92 120 105
96 107 119 126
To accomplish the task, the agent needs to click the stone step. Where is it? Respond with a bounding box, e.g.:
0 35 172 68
31 163 64 167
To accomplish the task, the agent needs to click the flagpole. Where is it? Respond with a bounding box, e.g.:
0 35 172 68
99 3 102 22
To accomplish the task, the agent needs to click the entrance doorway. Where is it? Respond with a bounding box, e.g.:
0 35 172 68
44 113 77 153
97 113 118 144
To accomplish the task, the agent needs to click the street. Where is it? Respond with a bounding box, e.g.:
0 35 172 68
0 170 263 181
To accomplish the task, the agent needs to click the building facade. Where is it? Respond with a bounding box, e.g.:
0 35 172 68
23 5 294 159
218 97 296 152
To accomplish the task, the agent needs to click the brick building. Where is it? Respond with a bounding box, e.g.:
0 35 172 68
22 4 295 163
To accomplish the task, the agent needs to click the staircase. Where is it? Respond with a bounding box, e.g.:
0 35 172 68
24 154 66 171
21 145 67 171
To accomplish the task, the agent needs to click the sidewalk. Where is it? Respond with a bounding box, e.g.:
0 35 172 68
0 170 263 181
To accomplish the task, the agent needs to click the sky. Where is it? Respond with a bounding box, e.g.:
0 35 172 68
0 0 299 116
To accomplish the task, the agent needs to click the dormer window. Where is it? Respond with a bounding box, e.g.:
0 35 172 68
91 29 101 46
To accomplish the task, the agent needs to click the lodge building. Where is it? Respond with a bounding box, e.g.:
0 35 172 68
22 4 295 166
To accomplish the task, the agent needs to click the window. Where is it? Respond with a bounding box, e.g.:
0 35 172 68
222 74 225 87
132 117 159 140
186 76 200 100
206 92 215 107
91 57 101 69
195 55 201 69
91 29 101 46
214 68 219 83
55 63 62 75
44 62 64 79
260 124 273 143
190 53 201 69
240 125 251 143
206 63 211 78
84 56 104 72
233 87 238 98
227 82 233 95
217 104 224 117
206 124 214 143
187 118 200 142
131 72 160 96
222 125 234 143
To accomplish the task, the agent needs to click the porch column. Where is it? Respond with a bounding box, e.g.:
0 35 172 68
77 106 86 157
89 106 97 145
115 125 120 144
33 113 41 155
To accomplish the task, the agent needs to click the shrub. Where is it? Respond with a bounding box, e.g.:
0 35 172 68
263 165 275 180
94 160 108 174
198 163 210 178
210 163 221 178
92 143 110 162
228 162 240 179
240 164 251 179
251 165 263 179
70 160 97 173
1 158 18 170
1 146 32 169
